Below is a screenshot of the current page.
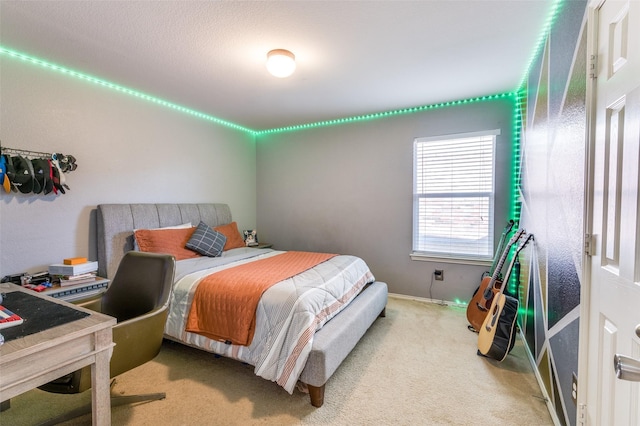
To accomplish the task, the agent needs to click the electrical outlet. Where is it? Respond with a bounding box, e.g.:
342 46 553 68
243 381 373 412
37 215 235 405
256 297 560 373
434 269 444 281
571 372 578 405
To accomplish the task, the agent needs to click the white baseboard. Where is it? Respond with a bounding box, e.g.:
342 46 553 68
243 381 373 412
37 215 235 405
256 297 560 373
388 292 467 308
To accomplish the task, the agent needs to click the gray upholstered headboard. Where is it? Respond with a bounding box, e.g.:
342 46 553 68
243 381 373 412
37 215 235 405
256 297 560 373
97 203 232 279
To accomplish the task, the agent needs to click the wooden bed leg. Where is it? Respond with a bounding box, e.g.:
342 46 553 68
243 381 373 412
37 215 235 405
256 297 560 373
379 307 386 317
307 384 325 407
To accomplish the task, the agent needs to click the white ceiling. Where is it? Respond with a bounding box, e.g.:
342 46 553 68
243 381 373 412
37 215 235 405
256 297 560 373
0 1 554 131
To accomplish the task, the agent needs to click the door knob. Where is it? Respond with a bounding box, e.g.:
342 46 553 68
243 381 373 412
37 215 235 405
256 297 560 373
636 324 640 339
614 354 640 382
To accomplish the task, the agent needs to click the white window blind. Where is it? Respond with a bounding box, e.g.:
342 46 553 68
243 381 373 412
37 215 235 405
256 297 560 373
412 130 499 260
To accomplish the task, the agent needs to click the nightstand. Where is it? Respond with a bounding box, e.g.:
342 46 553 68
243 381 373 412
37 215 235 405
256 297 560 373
42 277 110 303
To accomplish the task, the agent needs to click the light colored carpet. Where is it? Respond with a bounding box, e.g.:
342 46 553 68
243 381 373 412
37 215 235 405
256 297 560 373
1 296 553 425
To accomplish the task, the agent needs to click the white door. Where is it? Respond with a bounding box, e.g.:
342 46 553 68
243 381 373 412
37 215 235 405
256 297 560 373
584 0 640 424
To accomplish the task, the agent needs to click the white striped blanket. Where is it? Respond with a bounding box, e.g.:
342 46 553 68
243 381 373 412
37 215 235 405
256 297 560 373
164 248 375 393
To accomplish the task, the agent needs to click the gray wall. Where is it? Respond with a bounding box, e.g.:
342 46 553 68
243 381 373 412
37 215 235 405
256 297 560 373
0 58 256 277
256 98 515 302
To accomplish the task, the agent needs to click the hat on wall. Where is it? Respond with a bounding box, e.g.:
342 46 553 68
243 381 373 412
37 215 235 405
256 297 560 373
51 157 67 193
0 155 10 193
55 153 77 173
11 155 35 194
2 155 18 192
32 158 54 195
27 157 42 194
32 158 46 194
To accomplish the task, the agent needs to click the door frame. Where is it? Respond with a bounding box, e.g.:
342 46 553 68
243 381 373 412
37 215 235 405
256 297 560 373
576 0 601 423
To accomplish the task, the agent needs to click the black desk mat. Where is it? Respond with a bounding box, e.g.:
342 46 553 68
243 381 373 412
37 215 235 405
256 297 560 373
0 290 90 343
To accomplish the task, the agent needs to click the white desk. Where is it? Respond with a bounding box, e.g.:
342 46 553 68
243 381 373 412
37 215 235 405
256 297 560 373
0 283 116 425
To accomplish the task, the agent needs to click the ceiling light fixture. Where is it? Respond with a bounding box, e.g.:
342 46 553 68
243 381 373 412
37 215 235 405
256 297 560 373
266 49 296 78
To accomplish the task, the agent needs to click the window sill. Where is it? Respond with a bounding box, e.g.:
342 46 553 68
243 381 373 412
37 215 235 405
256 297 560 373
409 253 492 267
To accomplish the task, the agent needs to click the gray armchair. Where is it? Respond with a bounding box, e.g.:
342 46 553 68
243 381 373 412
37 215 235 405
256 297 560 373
39 251 176 424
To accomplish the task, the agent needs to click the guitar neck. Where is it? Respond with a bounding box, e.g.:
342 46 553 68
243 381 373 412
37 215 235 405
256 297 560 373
491 247 509 281
486 229 522 287
487 241 504 277
487 221 514 276
497 234 533 294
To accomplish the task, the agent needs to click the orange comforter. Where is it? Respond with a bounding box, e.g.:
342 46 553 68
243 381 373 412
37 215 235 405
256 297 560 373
185 251 337 346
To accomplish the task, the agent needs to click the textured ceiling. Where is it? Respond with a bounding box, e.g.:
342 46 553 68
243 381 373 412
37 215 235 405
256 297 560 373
0 1 554 131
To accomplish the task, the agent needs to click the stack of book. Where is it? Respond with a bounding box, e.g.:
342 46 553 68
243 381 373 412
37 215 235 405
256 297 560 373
49 258 99 286
0 304 24 329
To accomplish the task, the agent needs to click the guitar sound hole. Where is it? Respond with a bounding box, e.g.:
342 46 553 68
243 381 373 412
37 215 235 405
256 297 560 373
480 297 493 310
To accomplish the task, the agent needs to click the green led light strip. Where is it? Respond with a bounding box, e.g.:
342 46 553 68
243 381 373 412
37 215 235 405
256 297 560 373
0 45 518 135
507 90 525 297
511 90 525 224
0 44 538 141
517 0 564 91
0 45 255 135
255 93 515 135
2 0 561 136
506 3 566 298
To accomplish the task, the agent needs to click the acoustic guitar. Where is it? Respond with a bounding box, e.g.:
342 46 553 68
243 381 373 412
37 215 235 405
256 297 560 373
477 233 533 361
466 227 524 332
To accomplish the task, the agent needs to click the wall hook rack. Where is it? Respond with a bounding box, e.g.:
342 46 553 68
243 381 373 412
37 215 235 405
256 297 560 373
1 142 77 196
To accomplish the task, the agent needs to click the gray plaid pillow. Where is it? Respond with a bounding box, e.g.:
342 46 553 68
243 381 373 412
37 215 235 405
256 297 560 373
186 221 227 257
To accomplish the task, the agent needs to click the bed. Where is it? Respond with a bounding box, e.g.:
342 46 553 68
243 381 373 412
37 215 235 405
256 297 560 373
96 203 388 407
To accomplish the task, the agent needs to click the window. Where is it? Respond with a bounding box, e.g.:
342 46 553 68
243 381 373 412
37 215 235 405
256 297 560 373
412 129 499 261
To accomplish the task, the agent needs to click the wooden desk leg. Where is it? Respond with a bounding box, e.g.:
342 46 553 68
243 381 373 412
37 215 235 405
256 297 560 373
92 328 113 426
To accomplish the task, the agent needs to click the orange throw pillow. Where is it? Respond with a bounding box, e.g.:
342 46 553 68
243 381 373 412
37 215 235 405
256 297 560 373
214 222 246 251
134 227 201 261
